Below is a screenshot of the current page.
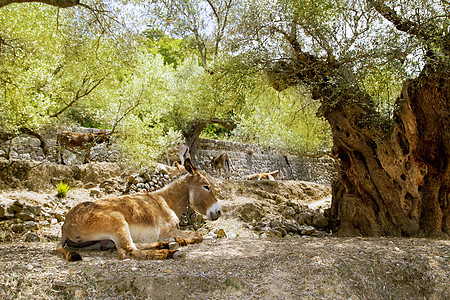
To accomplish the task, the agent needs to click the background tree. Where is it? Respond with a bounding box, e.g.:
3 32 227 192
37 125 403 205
147 0 237 151
229 0 449 238
234 82 331 156
0 2 156 161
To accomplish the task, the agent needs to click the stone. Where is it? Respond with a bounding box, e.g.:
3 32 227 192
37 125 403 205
11 223 25 233
24 232 40 242
128 175 137 184
179 214 189 226
272 226 287 237
0 203 9 219
215 228 227 238
296 212 314 225
90 188 102 198
24 221 38 230
25 205 41 216
9 200 23 214
54 212 65 223
300 225 317 236
312 214 328 229
16 208 36 221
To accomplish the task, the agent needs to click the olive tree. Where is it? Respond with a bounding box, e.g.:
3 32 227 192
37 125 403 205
230 0 449 238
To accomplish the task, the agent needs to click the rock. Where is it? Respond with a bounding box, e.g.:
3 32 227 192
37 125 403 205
296 212 314 225
134 176 145 184
11 223 25 233
273 227 287 238
236 203 264 223
312 214 328 229
142 173 152 182
16 209 36 221
24 221 38 230
128 175 137 184
54 212 65 223
90 188 102 198
24 232 40 242
179 214 189 226
0 200 15 219
215 228 227 238
301 226 317 236
0 204 5 219
25 205 41 216
84 182 97 189
9 200 23 214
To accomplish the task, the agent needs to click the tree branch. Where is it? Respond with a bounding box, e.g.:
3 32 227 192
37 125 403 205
369 0 449 52
50 75 107 118
210 118 236 130
1 0 80 8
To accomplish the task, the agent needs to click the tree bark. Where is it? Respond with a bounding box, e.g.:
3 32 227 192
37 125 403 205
327 59 449 238
267 48 449 238
182 121 207 159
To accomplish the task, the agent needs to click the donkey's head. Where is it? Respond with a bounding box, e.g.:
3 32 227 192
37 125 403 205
184 158 221 221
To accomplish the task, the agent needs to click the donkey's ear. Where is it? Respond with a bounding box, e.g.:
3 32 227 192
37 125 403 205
175 161 188 174
184 158 197 175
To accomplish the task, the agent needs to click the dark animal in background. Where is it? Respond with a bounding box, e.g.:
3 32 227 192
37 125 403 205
167 144 190 166
57 130 110 164
211 153 232 177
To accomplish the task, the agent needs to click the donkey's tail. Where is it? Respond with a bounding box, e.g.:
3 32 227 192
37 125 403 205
226 156 233 172
55 240 82 262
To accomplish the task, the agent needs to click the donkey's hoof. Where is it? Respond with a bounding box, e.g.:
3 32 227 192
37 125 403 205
167 249 179 259
168 241 179 250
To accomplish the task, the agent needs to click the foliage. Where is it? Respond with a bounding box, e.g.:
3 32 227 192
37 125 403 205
0 4 61 132
233 83 331 155
0 3 136 132
143 28 197 68
56 181 71 198
0 0 346 165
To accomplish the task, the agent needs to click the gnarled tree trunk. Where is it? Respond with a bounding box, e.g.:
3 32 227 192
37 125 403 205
267 49 449 238
327 60 449 238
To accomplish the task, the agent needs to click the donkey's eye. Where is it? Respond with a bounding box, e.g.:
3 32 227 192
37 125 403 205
203 185 210 191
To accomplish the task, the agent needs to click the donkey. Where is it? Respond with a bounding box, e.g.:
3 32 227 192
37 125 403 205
55 158 221 261
167 143 190 166
211 153 232 177
246 169 283 181
57 130 110 164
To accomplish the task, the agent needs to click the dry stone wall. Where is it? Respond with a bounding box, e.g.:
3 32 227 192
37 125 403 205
0 127 120 165
192 139 336 184
1 129 336 184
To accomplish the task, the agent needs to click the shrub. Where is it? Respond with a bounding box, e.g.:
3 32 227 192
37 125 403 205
56 181 71 198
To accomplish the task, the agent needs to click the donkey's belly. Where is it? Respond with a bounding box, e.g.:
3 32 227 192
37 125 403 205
129 224 161 243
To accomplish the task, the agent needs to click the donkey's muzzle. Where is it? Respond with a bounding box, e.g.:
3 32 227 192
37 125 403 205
207 202 222 221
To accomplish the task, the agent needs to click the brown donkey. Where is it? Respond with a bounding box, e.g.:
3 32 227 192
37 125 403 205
246 169 283 181
57 131 110 164
211 153 232 177
55 158 221 261
167 143 190 166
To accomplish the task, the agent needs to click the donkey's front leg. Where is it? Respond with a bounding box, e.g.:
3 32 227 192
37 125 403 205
135 241 171 250
172 230 203 246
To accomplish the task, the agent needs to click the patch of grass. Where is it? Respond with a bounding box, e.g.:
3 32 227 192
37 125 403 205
56 181 71 198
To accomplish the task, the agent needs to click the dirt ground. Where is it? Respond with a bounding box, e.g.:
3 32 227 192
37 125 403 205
0 167 449 299
0 236 448 299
